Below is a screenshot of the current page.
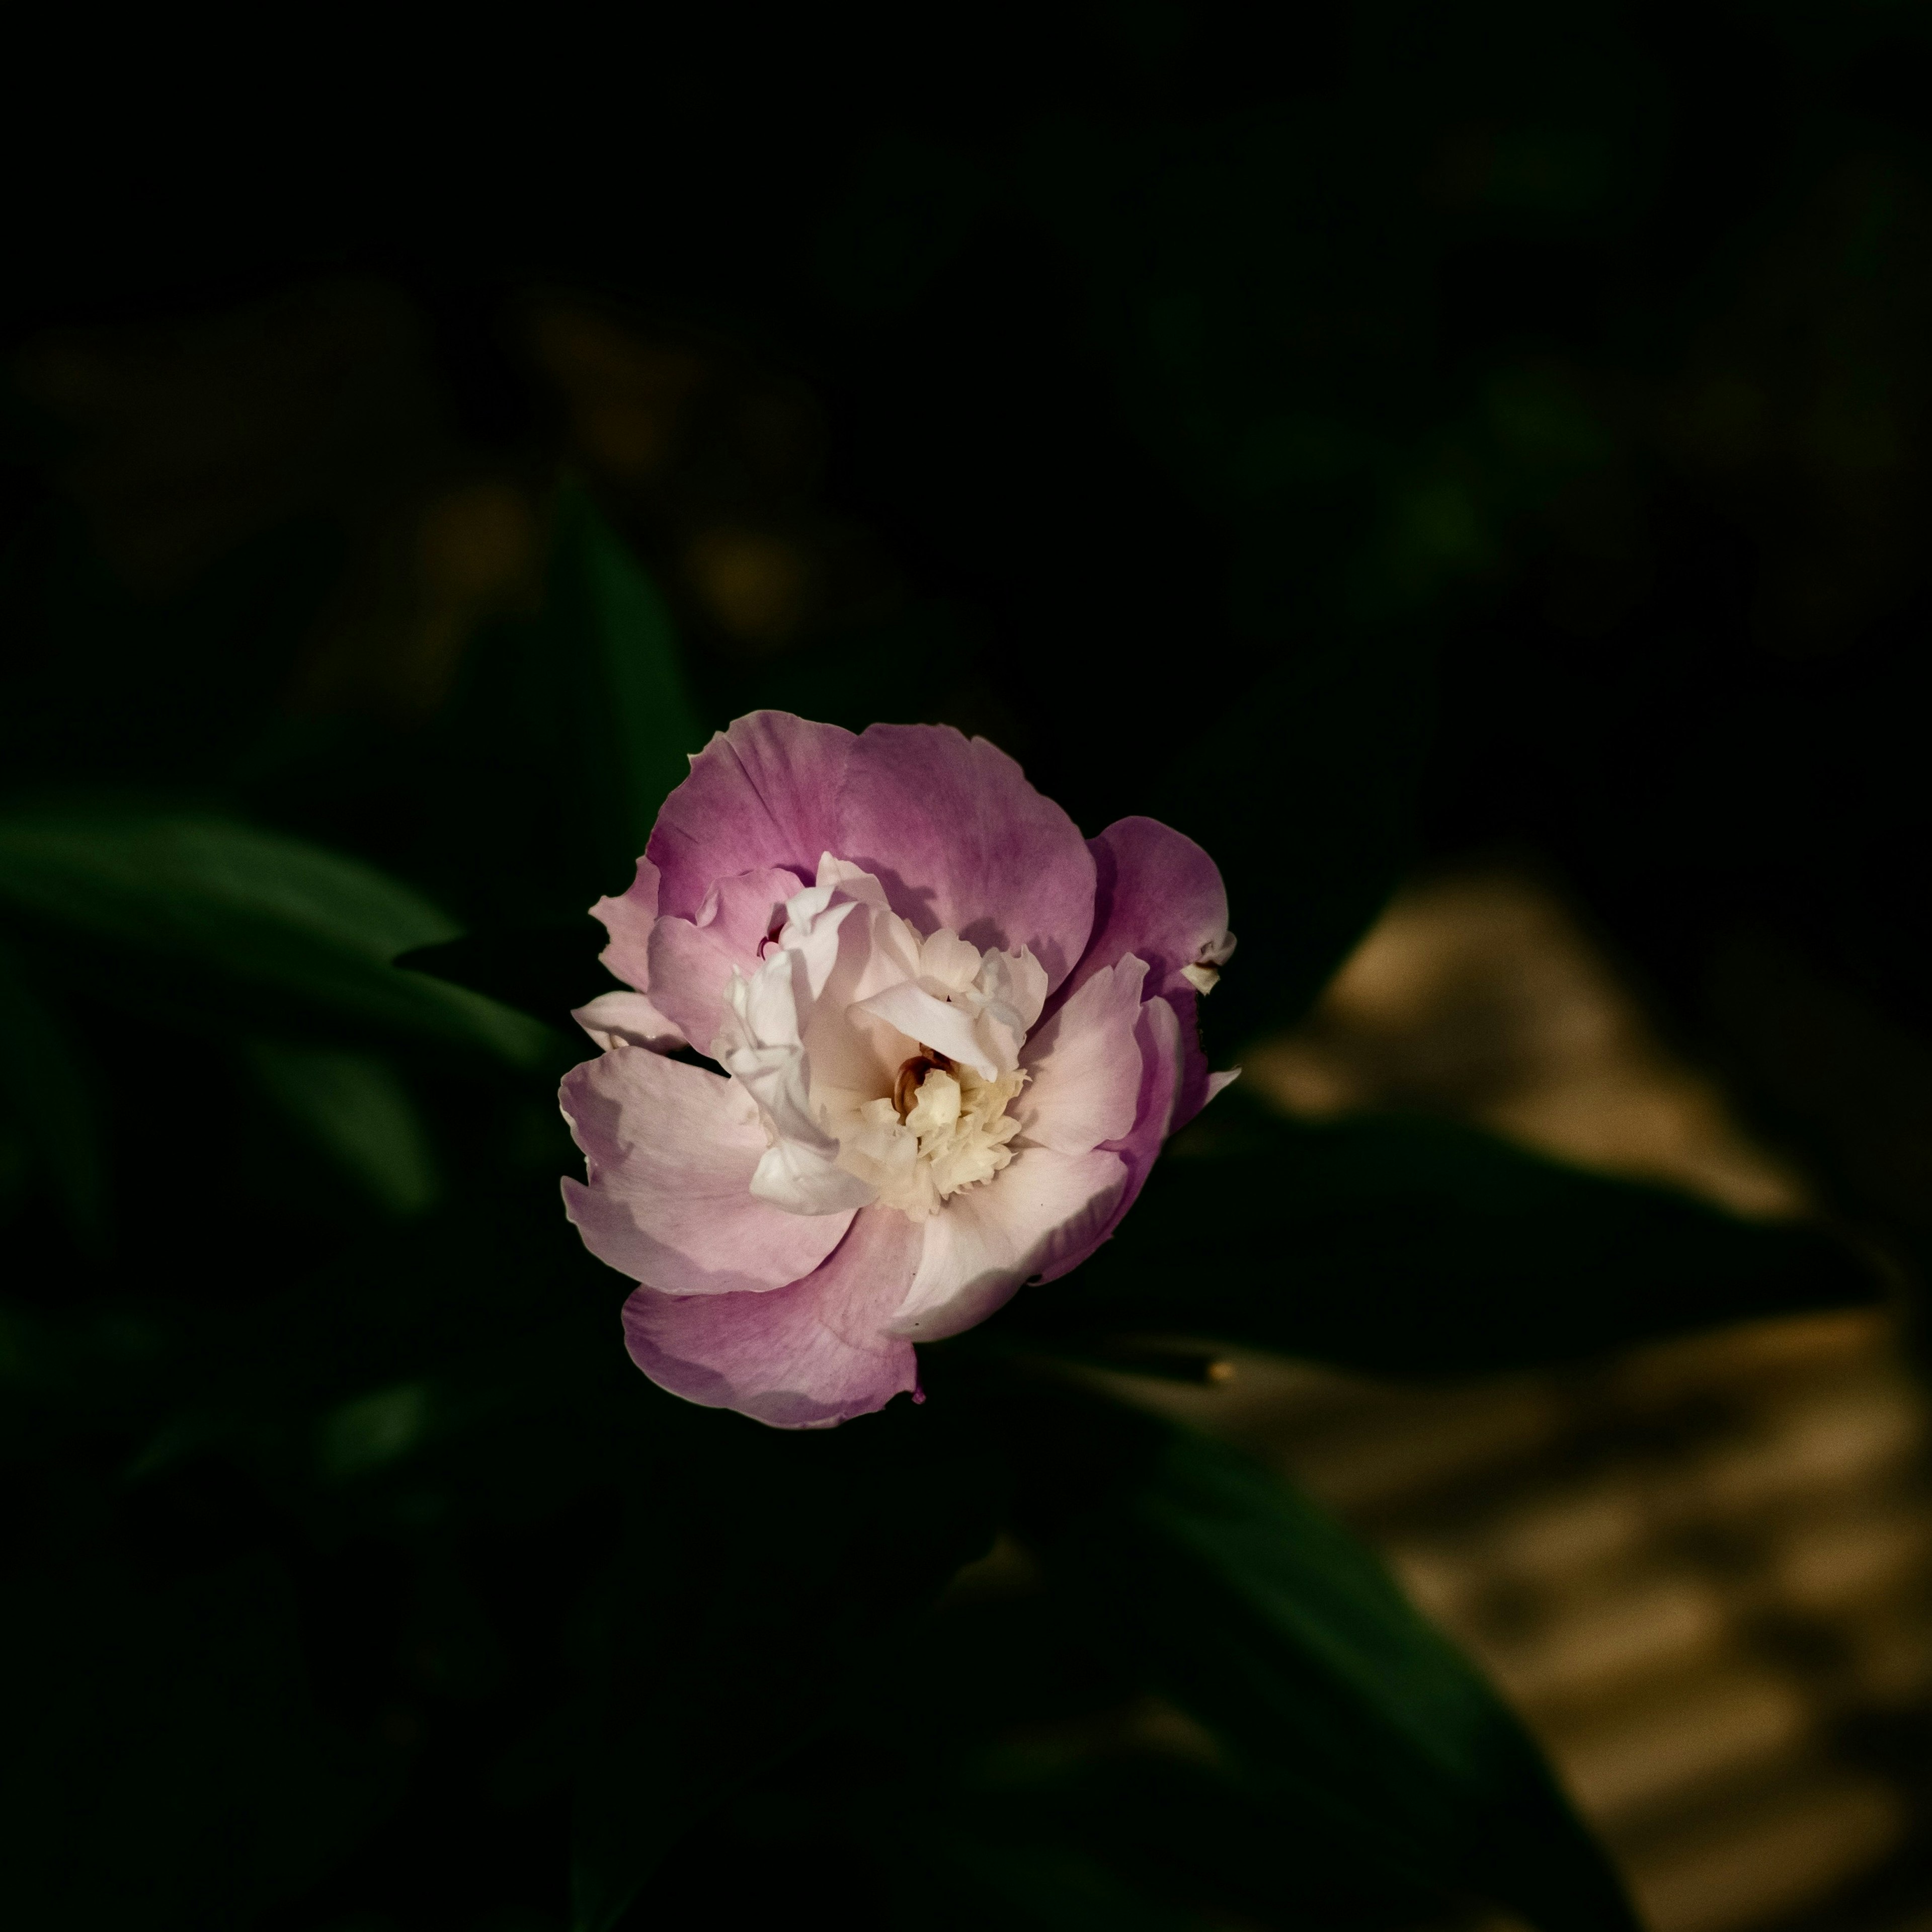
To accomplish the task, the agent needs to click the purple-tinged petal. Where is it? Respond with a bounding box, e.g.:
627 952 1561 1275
1017 957 1147 1156
590 855 661 993
1039 995 1183 1280
1058 817 1237 1142
573 990 685 1052
560 1043 852 1295
1040 995 1235 1280
1069 817 1231 1002
648 712 856 919
891 1145 1126 1340
622 1205 921 1428
837 725 1096 992
1168 988 1245 1137
645 865 803 1052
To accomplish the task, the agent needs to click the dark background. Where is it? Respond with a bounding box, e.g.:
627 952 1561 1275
5 5 1932 1927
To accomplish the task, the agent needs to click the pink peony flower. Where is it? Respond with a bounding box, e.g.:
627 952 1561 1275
559 712 1236 1428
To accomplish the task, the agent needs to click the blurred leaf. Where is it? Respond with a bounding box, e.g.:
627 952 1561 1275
550 478 705 869
1004 1389 1635 1932
1152 631 1435 1051
394 919 612 1024
570 1404 1000 1932
412 482 704 934
246 1039 441 1216
1010 1095 1877 1375
315 1380 432 1479
113 1197 624 1511
896 1824 1207 1931
893 1754 1447 1932
0 935 108 1251
0 810 554 1065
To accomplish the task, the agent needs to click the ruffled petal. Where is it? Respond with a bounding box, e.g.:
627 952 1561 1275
837 724 1096 993
560 1043 852 1295
648 712 856 919
1061 818 1237 1141
645 865 803 1053
1029 994 1185 1285
572 990 685 1052
706 900 878 1216
853 980 1003 1079
891 1145 1126 1340
1017 957 1147 1156
590 854 661 993
622 1205 922 1428
1070 817 1231 1001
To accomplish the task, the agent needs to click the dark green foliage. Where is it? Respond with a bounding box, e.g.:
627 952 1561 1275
1001 1388 1637 1932
1155 631 1436 1045
0 809 554 1064
1007 1091 1879 1376
0 1555 386 1929
0 936 108 1249
569 1402 1002 1932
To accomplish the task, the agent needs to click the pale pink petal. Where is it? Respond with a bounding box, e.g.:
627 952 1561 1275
1017 957 1147 1156
1068 817 1231 1002
645 865 803 1052
622 1205 922 1428
590 855 661 993
560 1044 852 1295
1042 996 1186 1278
1048 1005 1236 1278
1059 818 1237 1140
891 1145 1127 1340
648 712 856 919
572 990 685 1052
837 725 1096 992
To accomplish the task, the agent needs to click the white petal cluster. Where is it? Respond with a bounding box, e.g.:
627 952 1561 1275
711 854 1047 1221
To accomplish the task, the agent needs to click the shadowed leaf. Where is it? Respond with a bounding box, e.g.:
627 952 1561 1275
1005 1388 1635 1932
0 810 554 1066
1011 1095 1878 1375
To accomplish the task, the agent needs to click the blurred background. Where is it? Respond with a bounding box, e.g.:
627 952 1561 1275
8 5 1932 1928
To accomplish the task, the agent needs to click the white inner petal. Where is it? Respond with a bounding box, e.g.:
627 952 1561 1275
709 851 1045 1222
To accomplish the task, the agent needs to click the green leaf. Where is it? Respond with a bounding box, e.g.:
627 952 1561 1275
1003 1389 1635 1932
570 1403 1000 1932
0 810 554 1066
413 481 705 936
900 1757 1444 1932
898 1823 1209 1931
0 937 108 1251
394 919 613 1024
1010 1096 1877 1375
550 478 705 869
1149 630 1434 1049
245 1039 441 1216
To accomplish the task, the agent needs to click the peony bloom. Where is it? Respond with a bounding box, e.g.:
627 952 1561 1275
559 712 1236 1428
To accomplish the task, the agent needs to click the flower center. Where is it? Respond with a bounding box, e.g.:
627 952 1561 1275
844 1047 1029 1220
714 853 1050 1222
893 1051 953 1121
